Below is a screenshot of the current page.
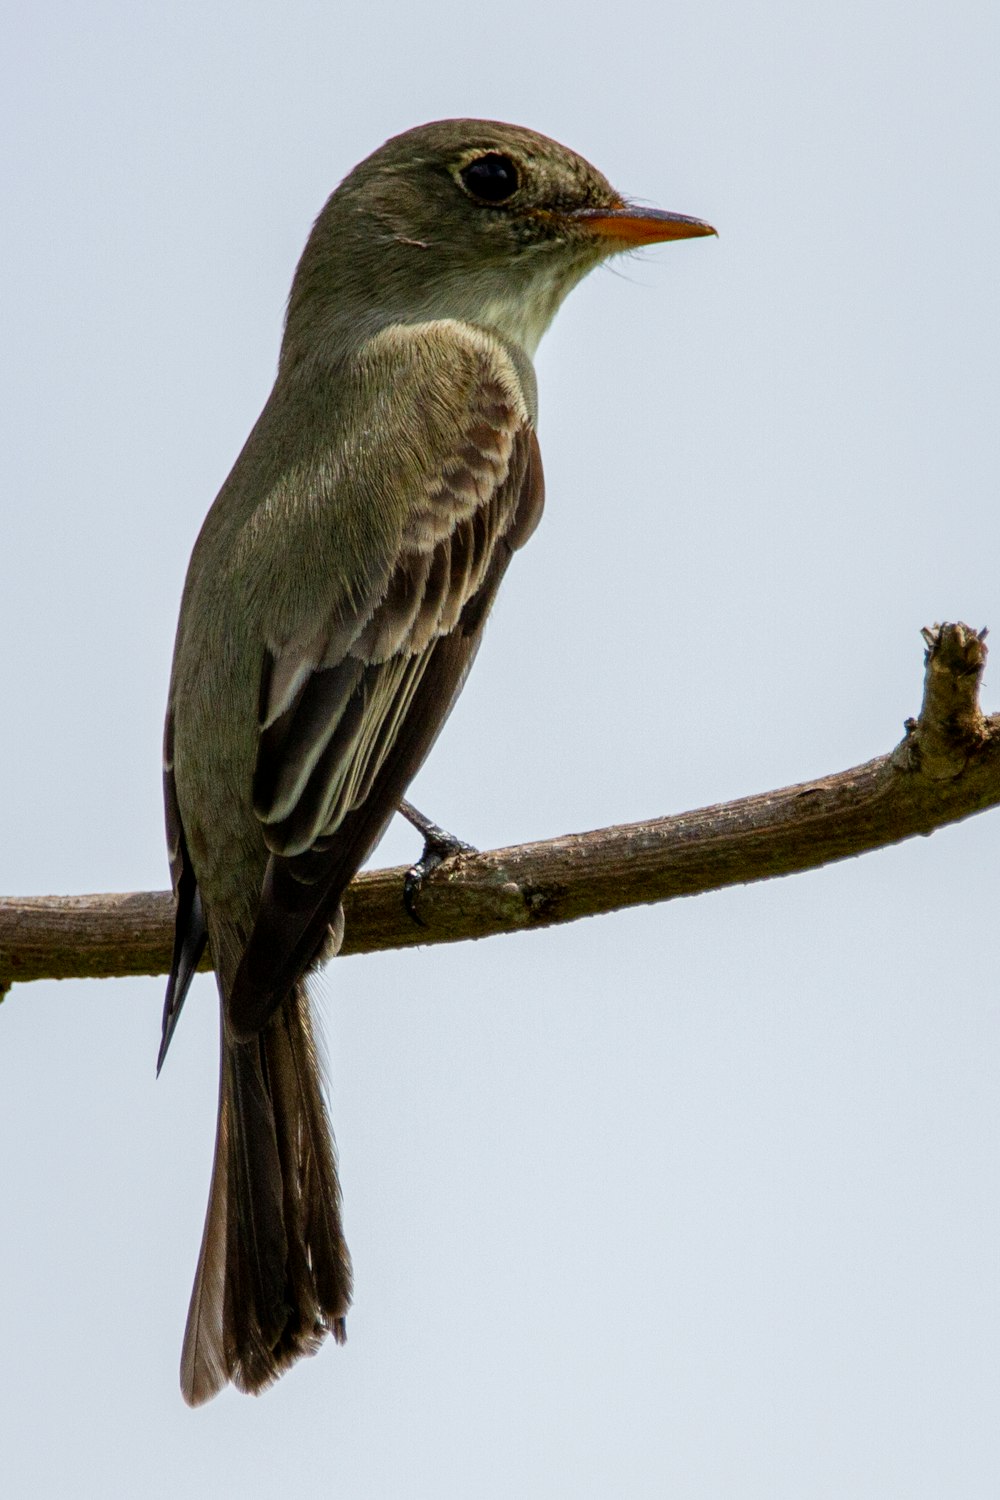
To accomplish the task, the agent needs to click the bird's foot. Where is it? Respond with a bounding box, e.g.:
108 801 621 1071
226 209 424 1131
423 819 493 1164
399 799 477 925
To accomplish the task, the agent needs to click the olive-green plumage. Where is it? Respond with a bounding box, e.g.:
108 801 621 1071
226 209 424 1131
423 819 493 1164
161 118 713 1405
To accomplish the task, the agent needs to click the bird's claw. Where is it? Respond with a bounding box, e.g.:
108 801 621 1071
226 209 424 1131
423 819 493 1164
403 824 477 926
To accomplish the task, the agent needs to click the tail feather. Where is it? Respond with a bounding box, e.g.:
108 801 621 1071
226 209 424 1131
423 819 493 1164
276 987 353 1324
179 980 352 1406
224 1037 291 1391
179 1044 230 1405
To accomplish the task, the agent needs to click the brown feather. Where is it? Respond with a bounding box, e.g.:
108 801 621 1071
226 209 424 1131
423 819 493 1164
180 981 351 1404
228 412 543 1040
167 324 546 1403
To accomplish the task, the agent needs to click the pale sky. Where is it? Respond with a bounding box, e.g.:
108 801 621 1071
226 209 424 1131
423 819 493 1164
3 2 1000 1496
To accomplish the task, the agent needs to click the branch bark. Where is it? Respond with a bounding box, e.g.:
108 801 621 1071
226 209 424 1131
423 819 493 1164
0 623 995 993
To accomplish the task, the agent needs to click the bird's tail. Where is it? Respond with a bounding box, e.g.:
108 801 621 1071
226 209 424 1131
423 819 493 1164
180 981 352 1406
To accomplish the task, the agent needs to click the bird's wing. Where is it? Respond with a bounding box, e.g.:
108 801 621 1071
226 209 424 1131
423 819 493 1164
227 331 545 1037
158 709 208 1070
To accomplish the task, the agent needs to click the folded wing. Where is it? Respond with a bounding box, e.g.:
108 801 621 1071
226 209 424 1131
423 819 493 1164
227 357 545 1037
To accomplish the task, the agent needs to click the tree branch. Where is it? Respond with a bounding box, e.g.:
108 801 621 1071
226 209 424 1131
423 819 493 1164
1 623 995 993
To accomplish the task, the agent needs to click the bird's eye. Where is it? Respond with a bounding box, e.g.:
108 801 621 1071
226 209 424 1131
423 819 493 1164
459 154 520 204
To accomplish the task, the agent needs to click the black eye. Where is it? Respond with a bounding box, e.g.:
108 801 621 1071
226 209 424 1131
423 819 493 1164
459 153 520 204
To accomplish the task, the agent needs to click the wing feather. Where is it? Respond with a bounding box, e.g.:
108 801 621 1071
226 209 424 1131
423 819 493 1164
254 659 364 827
227 388 544 1037
251 372 535 863
157 708 208 1070
159 326 546 1040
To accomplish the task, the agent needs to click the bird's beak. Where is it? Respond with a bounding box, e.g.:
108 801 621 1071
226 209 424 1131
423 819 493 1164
571 204 717 246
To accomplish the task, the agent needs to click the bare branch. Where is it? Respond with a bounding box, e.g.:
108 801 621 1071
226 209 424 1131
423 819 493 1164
1 623 995 991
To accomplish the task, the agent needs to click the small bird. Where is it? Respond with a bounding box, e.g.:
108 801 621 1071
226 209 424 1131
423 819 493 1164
160 118 714 1405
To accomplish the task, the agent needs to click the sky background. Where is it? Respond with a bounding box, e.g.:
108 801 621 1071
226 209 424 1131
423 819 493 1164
3 2 1000 1495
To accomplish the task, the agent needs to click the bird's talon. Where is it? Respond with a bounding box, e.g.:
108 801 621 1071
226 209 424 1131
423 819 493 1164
403 866 428 926
402 828 477 926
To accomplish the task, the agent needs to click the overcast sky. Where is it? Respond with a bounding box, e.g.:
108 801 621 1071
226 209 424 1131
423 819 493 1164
4 2 1000 1496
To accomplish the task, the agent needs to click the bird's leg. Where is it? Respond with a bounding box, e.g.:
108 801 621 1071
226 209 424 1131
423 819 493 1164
399 798 477 925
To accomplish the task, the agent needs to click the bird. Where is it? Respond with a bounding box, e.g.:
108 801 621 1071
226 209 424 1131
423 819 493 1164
159 117 715 1405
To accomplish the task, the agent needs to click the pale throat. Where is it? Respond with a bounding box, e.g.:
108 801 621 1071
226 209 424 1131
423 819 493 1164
432 255 596 359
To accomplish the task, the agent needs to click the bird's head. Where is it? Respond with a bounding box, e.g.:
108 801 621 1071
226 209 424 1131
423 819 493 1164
283 119 715 364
